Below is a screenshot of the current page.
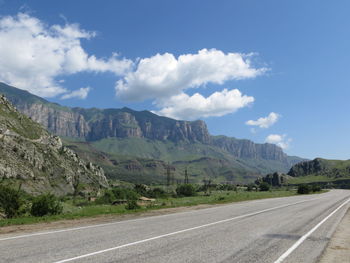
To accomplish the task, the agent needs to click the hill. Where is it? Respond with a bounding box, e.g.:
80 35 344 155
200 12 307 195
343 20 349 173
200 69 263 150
287 158 350 187
0 94 108 195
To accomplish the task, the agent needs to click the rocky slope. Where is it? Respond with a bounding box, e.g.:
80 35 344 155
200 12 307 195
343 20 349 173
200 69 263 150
0 94 108 195
288 158 350 178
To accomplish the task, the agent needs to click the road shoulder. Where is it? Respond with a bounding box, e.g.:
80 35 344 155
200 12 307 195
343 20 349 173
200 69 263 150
319 207 350 262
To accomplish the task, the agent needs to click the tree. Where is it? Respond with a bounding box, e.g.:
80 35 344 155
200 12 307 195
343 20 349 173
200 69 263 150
0 185 22 218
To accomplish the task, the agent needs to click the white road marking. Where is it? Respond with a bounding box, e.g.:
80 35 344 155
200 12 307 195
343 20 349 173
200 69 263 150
274 197 350 263
52 198 322 263
0 195 323 242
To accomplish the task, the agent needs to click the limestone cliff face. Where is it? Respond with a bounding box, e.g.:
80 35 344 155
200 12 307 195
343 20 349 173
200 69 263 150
0 82 291 163
0 95 108 195
288 158 327 177
211 136 286 161
16 103 90 138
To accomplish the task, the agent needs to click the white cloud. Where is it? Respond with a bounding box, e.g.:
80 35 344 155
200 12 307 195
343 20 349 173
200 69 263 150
0 13 133 97
61 87 91 100
115 48 267 101
246 112 280 129
265 134 291 150
153 88 254 120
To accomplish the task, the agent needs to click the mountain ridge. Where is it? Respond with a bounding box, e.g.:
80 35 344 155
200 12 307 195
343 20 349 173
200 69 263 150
0 82 305 183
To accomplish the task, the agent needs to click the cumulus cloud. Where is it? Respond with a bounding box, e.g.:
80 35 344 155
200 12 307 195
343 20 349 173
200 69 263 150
265 134 291 150
115 48 267 101
61 87 91 100
0 13 132 97
246 112 280 129
153 88 254 120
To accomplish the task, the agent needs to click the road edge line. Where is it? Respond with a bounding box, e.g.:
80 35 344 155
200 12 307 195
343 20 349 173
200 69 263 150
273 197 350 263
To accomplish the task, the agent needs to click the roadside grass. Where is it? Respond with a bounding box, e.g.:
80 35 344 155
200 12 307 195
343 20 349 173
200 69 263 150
288 175 350 184
0 189 325 227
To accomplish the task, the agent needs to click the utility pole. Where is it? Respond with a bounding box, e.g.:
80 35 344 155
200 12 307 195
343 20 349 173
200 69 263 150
184 168 189 184
166 162 171 186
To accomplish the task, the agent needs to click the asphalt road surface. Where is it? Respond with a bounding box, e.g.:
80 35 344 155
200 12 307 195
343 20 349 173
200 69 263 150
1 190 349 263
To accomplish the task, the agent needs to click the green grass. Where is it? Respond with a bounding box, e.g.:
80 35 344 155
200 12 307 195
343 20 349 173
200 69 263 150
0 189 322 227
288 175 350 184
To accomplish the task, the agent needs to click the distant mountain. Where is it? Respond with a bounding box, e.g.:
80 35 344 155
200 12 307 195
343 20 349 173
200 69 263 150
0 94 108 195
0 82 305 184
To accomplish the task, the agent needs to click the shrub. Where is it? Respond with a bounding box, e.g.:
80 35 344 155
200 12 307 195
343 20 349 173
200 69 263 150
176 184 196 197
148 187 167 198
297 184 311 194
0 185 22 218
134 184 148 196
95 190 116 204
312 185 321 192
259 182 270 191
216 184 236 191
112 187 138 200
125 200 140 210
246 183 257 192
30 194 63 217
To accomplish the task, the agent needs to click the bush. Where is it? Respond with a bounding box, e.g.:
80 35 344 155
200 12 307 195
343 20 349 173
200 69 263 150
0 185 22 218
112 187 139 200
312 185 321 192
95 190 116 204
148 187 168 198
246 183 257 192
176 184 196 197
297 184 311 194
30 194 63 217
216 184 236 191
134 184 148 196
259 182 270 191
125 200 140 210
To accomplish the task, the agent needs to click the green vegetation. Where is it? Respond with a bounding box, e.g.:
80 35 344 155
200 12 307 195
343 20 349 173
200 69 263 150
0 185 22 218
297 184 322 194
297 184 311 194
0 183 325 227
259 182 270 191
176 184 196 197
30 194 63 217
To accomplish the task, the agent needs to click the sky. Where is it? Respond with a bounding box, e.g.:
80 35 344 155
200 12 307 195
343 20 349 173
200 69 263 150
0 0 349 160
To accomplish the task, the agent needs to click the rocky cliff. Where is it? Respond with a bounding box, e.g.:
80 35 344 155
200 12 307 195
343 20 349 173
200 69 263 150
0 82 211 144
288 158 350 177
0 82 288 161
0 94 108 195
211 135 286 161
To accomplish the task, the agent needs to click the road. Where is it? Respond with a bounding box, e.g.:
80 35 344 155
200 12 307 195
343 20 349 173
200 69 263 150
0 190 349 263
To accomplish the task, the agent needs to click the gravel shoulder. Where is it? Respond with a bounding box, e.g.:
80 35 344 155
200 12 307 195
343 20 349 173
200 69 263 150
319 207 350 262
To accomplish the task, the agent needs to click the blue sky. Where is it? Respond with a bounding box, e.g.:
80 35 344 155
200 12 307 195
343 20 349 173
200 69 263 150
0 0 349 160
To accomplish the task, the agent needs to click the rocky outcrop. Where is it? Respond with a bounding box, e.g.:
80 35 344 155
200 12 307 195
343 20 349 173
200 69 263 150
0 94 108 196
211 136 286 161
287 158 350 178
288 158 327 177
257 172 288 186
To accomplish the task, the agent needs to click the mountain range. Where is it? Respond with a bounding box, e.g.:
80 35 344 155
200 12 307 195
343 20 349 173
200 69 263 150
0 82 305 184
